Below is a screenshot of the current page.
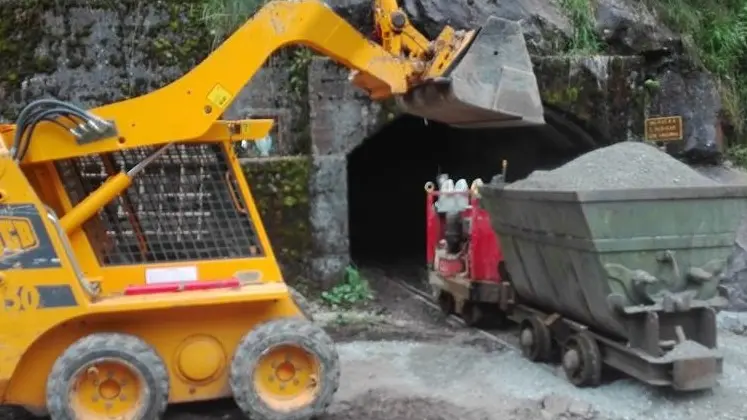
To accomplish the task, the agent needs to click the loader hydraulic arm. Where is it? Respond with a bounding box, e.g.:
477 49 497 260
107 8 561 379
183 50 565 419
5 0 420 165
4 0 545 165
373 0 454 72
374 0 432 59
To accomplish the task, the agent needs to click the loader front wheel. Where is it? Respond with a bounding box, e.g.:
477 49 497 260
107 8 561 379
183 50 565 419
230 318 340 420
46 333 169 420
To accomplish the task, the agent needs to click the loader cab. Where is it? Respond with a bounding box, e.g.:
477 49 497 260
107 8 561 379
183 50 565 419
20 139 285 295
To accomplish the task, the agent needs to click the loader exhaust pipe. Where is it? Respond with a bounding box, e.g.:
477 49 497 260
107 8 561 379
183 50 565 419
396 16 545 129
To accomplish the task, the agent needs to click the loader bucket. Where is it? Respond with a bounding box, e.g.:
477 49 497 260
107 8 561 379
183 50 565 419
395 16 545 129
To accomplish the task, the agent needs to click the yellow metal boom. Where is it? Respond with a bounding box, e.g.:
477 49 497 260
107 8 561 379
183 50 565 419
2 0 544 165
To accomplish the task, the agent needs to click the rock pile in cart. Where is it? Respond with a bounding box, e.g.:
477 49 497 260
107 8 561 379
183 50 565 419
510 140 747 313
508 141 718 190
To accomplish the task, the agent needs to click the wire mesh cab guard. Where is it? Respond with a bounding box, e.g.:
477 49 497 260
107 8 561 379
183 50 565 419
55 142 264 267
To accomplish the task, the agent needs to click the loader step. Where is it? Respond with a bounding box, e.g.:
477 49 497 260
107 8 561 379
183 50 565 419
123 279 241 296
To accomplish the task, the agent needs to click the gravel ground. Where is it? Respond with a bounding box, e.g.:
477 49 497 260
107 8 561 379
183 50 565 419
508 141 718 190
9 266 747 419
317 269 747 420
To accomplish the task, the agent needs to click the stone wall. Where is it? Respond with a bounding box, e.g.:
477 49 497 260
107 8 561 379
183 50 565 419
0 0 728 288
307 58 390 286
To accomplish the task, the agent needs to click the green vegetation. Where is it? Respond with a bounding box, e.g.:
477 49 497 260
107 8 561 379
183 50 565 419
558 0 747 148
643 0 747 140
200 0 266 48
558 0 604 54
726 144 747 167
321 266 375 308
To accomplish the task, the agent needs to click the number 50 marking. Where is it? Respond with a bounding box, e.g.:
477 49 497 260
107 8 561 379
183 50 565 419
3 286 39 312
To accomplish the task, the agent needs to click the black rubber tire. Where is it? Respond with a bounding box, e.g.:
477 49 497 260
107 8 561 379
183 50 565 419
562 332 603 388
288 286 315 321
46 333 169 420
519 316 553 362
230 318 340 420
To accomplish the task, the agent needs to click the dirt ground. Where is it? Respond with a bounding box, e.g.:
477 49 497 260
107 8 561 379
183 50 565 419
9 266 747 419
171 265 747 420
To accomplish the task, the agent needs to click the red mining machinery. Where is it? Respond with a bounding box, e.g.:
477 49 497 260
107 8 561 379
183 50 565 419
424 164 509 327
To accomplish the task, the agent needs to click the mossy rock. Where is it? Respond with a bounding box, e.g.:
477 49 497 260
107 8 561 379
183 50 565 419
242 157 312 281
0 0 213 121
533 55 646 145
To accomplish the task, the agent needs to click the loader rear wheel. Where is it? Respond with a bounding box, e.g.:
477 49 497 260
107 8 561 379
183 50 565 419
288 286 315 321
562 332 602 388
230 318 340 420
519 316 553 362
46 333 169 420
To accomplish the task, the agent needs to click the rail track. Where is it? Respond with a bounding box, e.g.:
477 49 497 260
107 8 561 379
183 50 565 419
384 275 521 352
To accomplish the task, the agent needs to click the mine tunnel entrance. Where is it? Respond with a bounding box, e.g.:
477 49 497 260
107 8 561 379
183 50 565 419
346 112 595 267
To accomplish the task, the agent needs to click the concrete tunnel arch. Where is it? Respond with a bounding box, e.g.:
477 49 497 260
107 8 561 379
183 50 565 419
346 111 595 267
306 58 603 283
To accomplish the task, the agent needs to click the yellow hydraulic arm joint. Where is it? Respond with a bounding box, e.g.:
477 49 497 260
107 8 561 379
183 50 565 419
372 0 478 79
373 0 431 59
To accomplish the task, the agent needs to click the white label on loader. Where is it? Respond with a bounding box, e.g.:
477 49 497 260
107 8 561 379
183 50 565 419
145 266 198 284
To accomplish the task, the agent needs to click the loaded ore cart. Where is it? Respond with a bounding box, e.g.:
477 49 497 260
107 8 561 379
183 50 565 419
476 183 747 390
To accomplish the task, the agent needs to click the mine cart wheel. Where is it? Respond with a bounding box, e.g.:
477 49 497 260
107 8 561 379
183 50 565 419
288 285 315 322
519 316 553 362
436 290 456 315
46 333 169 420
562 332 602 388
230 317 340 420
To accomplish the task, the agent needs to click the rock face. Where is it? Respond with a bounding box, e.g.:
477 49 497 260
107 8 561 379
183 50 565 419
701 163 747 311
0 0 729 287
594 0 679 55
328 0 573 55
327 0 724 161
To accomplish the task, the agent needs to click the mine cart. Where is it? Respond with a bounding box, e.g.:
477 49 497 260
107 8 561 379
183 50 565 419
479 184 747 390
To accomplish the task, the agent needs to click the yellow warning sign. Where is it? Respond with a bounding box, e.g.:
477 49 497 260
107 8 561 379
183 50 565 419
0 217 38 254
206 84 233 109
645 116 683 142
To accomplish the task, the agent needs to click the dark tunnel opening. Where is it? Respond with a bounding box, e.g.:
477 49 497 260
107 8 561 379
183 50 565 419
346 113 595 268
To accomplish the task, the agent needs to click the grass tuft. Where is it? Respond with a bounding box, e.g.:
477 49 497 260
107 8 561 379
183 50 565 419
558 0 604 54
199 0 266 47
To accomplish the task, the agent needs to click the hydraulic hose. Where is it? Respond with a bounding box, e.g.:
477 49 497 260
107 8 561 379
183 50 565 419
11 98 98 161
